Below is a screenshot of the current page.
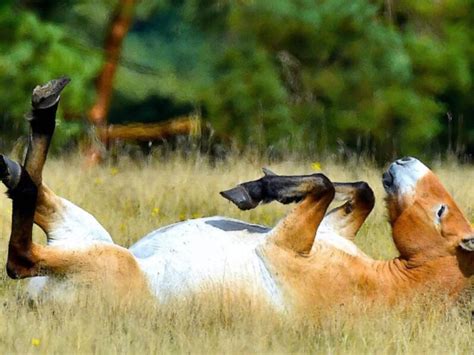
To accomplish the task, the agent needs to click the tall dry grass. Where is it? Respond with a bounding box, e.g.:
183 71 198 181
0 154 472 354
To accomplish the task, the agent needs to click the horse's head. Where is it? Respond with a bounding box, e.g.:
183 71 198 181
383 157 473 272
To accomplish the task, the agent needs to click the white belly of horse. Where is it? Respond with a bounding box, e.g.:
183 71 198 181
129 217 284 307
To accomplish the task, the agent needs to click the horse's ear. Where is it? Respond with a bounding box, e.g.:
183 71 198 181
459 237 474 251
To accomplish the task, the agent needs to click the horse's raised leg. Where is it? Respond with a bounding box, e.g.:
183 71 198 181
0 79 148 301
1 157 145 300
220 170 333 210
4 77 70 278
1 158 40 278
24 77 70 185
321 182 375 241
221 171 335 255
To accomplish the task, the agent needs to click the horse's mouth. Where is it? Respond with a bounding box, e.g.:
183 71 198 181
382 170 394 191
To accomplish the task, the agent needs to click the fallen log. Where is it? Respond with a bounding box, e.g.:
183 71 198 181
97 115 201 143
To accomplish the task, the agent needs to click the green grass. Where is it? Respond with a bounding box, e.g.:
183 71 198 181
0 154 472 354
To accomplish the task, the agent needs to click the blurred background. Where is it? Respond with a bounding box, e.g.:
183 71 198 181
0 0 473 163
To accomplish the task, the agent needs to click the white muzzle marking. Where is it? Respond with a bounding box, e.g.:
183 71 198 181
382 157 430 196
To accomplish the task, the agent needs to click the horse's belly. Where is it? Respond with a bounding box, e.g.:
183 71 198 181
131 217 284 308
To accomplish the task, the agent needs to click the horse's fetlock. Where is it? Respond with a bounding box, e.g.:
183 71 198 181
313 174 335 200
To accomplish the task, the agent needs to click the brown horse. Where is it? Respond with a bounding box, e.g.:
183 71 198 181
1 78 473 311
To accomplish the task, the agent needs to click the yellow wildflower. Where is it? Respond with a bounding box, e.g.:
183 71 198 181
151 207 160 217
191 212 202 219
31 338 40 347
311 162 322 171
119 223 127 233
110 167 119 176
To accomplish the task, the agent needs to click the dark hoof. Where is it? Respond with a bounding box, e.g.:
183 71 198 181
0 155 21 189
220 185 259 210
31 76 71 109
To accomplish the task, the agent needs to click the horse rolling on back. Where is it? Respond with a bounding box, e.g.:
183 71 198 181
1 78 473 313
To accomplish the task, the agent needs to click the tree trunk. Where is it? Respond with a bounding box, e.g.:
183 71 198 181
88 0 136 156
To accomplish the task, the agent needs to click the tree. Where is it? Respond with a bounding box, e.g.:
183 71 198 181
0 0 101 152
88 0 136 130
1 0 473 160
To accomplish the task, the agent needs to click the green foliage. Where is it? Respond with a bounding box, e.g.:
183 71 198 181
0 0 473 159
114 0 474 158
206 45 292 148
396 0 474 155
0 1 101 152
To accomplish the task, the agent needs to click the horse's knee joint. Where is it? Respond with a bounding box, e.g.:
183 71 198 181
313 174 335 200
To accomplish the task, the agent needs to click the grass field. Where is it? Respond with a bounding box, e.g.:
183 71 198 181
0 153 472 354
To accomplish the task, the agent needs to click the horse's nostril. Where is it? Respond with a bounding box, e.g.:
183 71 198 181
395 156 414 166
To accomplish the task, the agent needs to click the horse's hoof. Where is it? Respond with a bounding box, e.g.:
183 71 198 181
0 155 21 189
31 76 71 110
220 185 259 210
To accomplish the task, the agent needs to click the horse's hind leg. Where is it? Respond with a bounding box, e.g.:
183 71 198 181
25 77 70 185
321 182 375 241
0 78 69 237
1 154 56 237
1 154 111 246
3 78 68 278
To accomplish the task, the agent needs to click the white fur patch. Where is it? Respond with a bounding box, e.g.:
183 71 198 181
316 218 367 257
27 198 113 299
47 198 113 248
130 216 285 309
390 158 430 195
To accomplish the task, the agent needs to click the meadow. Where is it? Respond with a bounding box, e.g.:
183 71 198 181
0 153 472 354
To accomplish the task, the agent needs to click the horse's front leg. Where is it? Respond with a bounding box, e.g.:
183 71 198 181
321 182 375 241
221 171 335 255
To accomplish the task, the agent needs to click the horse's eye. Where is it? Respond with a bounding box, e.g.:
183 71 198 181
437 205 447 219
